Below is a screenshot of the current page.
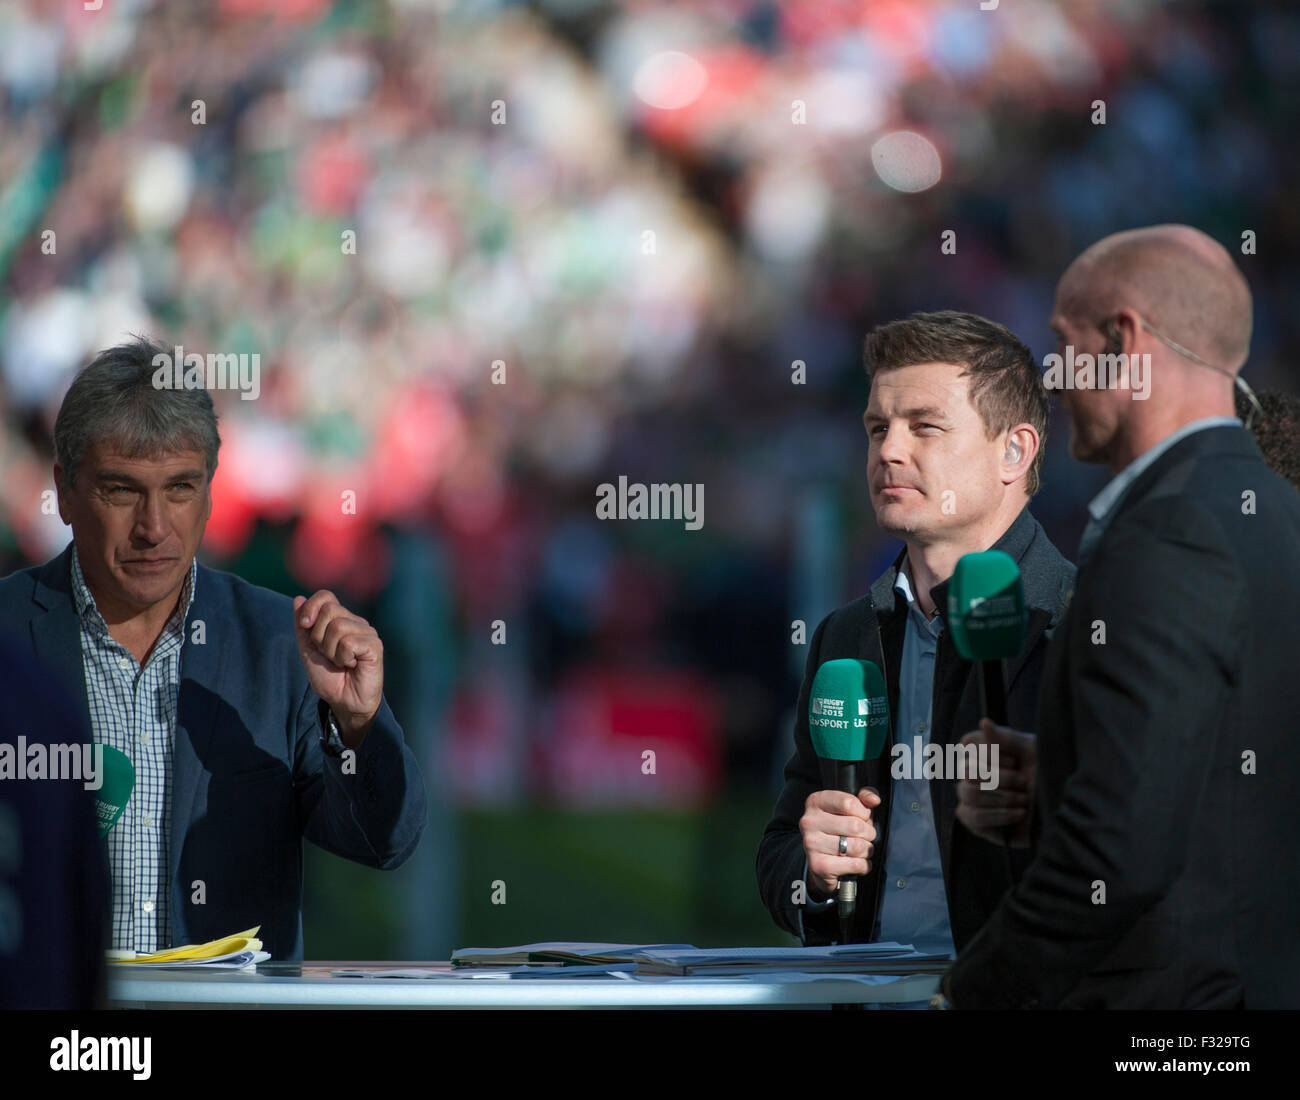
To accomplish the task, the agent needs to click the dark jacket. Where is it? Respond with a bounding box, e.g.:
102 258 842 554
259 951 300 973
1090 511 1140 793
757 506 1074 951
0 631 110 1007
0 544 427 962
949 424 1300 1008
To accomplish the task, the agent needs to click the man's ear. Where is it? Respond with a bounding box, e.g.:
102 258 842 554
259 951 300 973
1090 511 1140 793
1105 322 1122 356
52 464 72 525
1110 309 1143 357
1000 424 1039 488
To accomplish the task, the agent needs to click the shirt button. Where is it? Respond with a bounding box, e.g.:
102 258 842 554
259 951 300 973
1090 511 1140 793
915 722 926 733
896 878 907 890
142 900 155 914
139 733 150 745
142 814 154 827
910 800 921 813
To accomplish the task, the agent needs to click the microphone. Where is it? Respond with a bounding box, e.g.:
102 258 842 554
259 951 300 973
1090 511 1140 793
94 746 134 837
947 550 1028 872
808 658 890 945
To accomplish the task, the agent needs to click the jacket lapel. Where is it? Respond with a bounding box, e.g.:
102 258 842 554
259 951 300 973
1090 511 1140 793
1004 607 1053 694
861 563 905 937
29 546 92 721
168 564 228 939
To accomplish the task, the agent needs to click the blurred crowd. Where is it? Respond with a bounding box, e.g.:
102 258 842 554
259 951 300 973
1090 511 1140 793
1 0 1296 806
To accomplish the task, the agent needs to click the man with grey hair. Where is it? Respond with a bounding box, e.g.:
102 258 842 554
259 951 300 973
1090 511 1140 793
947 225 1300 1008
0 336 427 962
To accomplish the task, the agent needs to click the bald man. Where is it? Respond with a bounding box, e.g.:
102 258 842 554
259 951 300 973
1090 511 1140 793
942 225 1300 1008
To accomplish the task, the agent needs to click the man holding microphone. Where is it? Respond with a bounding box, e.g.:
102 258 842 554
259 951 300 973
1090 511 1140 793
757 311 1073 957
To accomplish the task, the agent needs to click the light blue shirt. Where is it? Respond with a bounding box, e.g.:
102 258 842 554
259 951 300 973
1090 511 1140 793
876 562 955 959
72 545 195 954
1076 417 1241 566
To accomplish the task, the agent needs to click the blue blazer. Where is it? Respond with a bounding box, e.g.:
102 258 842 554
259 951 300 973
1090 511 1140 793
0 543 428 962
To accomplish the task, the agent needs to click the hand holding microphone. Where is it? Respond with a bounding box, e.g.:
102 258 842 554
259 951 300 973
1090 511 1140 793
948 551 1033 863
804 658 890 943
800 786 881 902
955 718 1036 847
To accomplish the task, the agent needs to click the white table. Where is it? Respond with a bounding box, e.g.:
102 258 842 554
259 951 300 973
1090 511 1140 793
109 962 941 1008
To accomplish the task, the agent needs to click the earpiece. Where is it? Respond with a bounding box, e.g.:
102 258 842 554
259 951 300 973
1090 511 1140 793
1105 322 1122 355
1004 440 1022 464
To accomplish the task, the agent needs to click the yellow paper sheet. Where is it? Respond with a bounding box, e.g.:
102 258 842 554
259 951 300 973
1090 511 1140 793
109 926 262 964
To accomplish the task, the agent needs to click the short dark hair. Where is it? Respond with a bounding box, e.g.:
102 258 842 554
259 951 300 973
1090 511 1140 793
863 310 1049 496
54 335 221 488
1237 387 1300 491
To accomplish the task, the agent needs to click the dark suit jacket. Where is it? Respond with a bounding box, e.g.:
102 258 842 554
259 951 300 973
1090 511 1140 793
0 544 428 962
757 506 1074 951
0 632 110 1008
949 425 1300 1008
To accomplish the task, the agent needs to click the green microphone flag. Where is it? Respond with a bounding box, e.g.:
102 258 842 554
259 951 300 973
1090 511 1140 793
947 549 1028 663
95 745 135 837
808 658 889 763
947 549 1028 867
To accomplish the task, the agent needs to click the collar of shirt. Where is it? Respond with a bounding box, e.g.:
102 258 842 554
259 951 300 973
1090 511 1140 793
1086 416 1243 529
70 545 198 651
894 557 945 635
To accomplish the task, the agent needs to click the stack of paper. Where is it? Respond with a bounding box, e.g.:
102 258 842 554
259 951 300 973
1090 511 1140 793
108 927 270 969
450 941 947 976
625 945 949 976
450 943 693 968
329 963 640 980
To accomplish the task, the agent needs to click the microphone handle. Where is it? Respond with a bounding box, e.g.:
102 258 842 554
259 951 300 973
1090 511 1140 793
835 761 859 944
978 660 1019 882
979 659 1007 724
